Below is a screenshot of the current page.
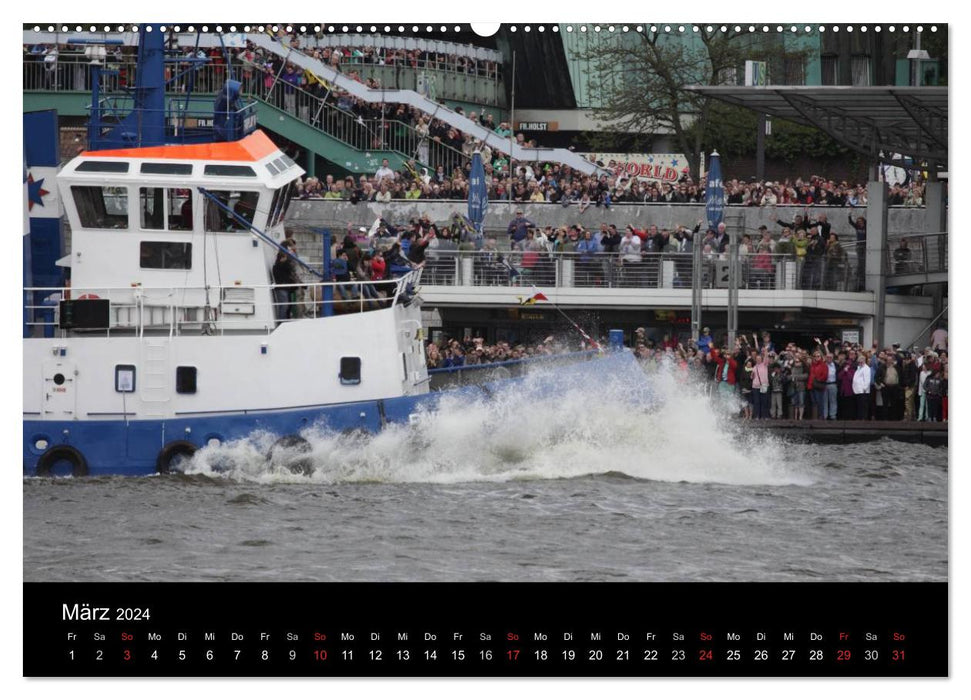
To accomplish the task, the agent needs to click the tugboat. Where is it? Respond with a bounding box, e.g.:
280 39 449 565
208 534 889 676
23 28 435 476
23 26 633 477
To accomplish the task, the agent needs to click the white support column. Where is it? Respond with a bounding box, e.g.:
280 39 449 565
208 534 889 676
924 180 947 323
866 181 889 348
861 316 875 349
925 181 946 234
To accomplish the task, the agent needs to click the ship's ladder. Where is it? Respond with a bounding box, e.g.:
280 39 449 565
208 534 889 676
139 338 171 411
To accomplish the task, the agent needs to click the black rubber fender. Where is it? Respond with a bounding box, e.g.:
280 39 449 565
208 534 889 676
156 440 198 474
36 445 89 477
267 435 314 476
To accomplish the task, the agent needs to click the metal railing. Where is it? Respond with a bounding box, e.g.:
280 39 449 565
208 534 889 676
389 250 864 292
23 54 505 107
23 272 422 338
886 232 948 278
23 59 468 172
331 63 505 107
296 34 503 74
259 81 467 173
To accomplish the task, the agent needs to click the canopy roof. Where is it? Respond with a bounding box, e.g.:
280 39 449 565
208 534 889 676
686 85 947 168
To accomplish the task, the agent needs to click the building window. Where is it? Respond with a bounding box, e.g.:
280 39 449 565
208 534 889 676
140 241 192 270
339 357 362 385
716 67 738 86
821 55 838 86
851 55 871 86
176 366 197 394
784 57 806 86
72 186 129 229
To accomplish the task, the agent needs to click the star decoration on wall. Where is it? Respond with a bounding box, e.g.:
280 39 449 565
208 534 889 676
27 173 50 211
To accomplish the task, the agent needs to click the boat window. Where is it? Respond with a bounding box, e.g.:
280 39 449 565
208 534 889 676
141 163 193 175
115 365 136 393
339 357 362 385
273 157 287 172
204 190 259 232
268 179 296 227
168 189 193 230
281 155 296 169
139 188 165 230
203 164 257 177
140 241 192 270
176 366 197 394
139 188 194 230
266 162 279 175
72 185 129 229
76 161 129 173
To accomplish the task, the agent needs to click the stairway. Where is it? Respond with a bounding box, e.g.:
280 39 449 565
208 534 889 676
249 80 467 176
247 33 605 176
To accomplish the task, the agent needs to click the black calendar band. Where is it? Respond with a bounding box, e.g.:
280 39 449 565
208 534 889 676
24 582 947 677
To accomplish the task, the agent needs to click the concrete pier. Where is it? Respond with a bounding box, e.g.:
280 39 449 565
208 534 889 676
743 420 947 446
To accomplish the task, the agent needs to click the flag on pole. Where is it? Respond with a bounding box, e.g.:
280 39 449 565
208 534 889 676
518 292 548 305
468 150 488 243
705 150 725 231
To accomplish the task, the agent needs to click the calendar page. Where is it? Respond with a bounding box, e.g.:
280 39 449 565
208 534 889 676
21 17 950 682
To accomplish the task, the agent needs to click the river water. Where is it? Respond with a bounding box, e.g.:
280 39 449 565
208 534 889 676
23 367 947 582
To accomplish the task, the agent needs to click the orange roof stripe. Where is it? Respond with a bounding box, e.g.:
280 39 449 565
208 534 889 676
82 130 281 163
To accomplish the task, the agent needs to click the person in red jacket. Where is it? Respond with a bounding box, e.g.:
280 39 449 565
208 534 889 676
369 251 387 281
808 351 830 419
712 347 738 401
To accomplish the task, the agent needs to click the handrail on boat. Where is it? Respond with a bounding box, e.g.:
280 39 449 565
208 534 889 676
23 270 423 338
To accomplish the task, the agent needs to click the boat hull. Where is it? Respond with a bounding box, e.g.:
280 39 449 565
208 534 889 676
24 350 640 477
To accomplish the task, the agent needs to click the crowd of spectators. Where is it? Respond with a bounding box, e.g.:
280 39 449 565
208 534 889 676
308 204 866 292
420 325 948 424
426 335 573 369
22 40 935 211
630 327 948 422
286 32 502 79
303 154 932 210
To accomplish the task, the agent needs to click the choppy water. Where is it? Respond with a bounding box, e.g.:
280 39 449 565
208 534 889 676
23 366 947 582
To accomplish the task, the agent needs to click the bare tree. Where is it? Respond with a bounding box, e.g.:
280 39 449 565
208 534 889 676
579 28 813 178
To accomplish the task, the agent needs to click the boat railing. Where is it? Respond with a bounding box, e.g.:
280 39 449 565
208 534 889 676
23 270 422 339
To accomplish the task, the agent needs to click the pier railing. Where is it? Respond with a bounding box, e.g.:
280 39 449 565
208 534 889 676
886 231 948 279
352 250 866 293
23 54 505 107
23 270 422 338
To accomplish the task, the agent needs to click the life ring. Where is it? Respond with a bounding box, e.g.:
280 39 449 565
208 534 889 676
156 440 198 474
267 435 314 476
36 445 89 477
77 293 101 300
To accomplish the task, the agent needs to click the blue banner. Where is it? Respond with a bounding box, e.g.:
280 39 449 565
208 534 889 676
24 110 64 337
468 151 488 242
705 151 724 231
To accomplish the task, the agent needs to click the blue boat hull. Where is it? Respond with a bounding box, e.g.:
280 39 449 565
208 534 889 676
24 350 642 477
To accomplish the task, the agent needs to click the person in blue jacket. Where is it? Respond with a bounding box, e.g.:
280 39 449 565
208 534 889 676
507 209 535 247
